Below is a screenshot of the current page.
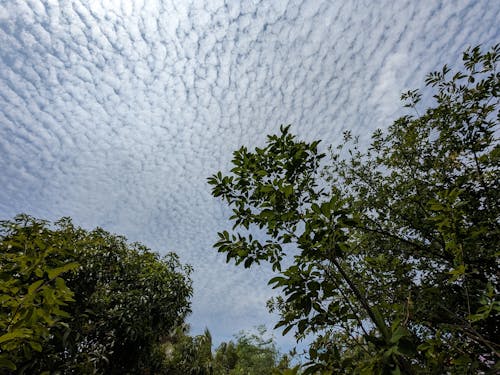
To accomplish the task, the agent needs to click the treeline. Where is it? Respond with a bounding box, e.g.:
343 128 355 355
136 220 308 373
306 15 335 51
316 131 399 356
163 325 298 374
1 45 499 374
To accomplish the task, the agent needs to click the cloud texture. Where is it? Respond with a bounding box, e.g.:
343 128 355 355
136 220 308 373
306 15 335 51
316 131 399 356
1 0 499 349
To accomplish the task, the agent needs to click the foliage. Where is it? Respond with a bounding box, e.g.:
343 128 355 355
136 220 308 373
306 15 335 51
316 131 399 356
209 45 499 373
0 215 192 374
214 326 280 375
0 215 77 373
60 224 192 374
164 325 296 375
163 325 214 375
213 340 239 374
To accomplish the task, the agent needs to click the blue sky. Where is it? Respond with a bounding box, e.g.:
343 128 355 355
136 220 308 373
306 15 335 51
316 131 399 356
1 0 499 353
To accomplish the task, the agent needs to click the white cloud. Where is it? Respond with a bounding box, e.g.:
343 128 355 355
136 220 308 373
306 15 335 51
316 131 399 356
1 0 499 352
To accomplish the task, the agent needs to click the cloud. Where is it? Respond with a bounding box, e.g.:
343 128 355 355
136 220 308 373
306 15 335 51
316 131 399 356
1 0 499 351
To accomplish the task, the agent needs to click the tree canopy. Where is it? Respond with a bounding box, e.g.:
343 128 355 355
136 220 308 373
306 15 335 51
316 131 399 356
209 45 499 373
163 325 296 375
0 214 192 374
214 326 281 375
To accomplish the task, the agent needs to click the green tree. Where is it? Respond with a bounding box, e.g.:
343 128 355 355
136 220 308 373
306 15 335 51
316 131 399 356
213 326 293 375
163 325 215 375
163 325 295 375
0 215 78 373
214 340 239 374
0 215 192 374
61 224 192 374
209 45 499 373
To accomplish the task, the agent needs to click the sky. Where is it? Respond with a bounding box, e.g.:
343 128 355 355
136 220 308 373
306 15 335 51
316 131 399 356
1 0 499 352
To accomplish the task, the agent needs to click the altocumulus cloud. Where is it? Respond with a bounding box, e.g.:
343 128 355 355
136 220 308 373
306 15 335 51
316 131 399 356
1 0 499 350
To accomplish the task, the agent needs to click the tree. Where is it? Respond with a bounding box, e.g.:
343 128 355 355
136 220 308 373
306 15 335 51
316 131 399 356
163 325 296 375
0 215 192 374
0 215 77 373
213 340 239 374
213 326 293 375
163 325 215 375
209 45 499 373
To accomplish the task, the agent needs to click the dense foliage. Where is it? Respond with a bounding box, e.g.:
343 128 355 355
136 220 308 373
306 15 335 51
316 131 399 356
209 45 499 373
0 215 192 374
163 325 297 375
163 325 215 374
214 326 283 375
0 215 77 373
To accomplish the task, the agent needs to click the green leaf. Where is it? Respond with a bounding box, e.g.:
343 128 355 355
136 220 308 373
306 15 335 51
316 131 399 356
448 264 466 282
261 185 274 192
47 262 79 280
0 357 16 370
283 185 293 197
389 326 406 344
29 340 43 352
451 354 471 366
268 276 286 286
0 328 33 344
282 325 293 336
28 279 44 295
54 276 66 290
